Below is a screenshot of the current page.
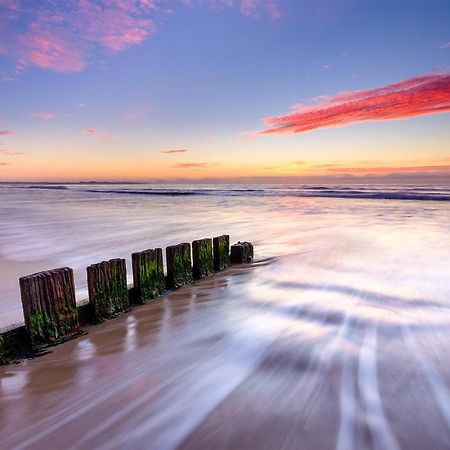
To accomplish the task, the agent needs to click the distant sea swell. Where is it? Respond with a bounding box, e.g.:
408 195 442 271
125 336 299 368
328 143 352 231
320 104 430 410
12 184 450 201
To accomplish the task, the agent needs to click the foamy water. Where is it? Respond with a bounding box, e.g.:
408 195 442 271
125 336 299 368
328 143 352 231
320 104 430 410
0 183 450 449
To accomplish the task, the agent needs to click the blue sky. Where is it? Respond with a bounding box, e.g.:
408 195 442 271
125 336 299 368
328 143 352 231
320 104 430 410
0 0 449 181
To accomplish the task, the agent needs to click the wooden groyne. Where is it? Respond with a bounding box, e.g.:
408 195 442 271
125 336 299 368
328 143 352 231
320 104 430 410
0 236 254 364
19 267 80 348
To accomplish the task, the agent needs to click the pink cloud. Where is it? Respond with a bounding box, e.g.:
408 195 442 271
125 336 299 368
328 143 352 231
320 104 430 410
260 72 450 135
265 1 282 19
439 42 450 49
239 0 281 19
18 28 86 72
82 128 105 136
79 0 156 53
3 0 282 73
28 112 56 120
0 130 14 135
81 128 110 139
0 162 11 166
0 0 21 11
161 148 188 154
11 0 157 72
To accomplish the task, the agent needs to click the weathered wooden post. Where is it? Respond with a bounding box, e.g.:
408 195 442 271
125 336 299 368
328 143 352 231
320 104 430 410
192 238 214 280
87 258 129 324
230 241 254 264
132 248 165 303
213 234 230 271
19 267 80 349
166 243 193 288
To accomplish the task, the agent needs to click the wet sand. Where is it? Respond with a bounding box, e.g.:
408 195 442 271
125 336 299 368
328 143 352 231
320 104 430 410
1 260 450 450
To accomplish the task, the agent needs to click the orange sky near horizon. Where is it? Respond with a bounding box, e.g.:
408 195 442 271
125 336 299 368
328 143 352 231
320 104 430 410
1 146 449 183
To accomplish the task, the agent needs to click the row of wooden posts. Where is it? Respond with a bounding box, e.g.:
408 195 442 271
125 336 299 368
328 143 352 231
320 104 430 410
18 236 254 350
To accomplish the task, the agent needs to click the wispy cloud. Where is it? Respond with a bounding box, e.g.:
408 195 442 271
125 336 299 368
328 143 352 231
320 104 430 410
0 147 24 155
439 41 450 49
0 142 25 156
0 75 15 82
81 128 106 136
28 111 56 119
239 0 282 19
2 0 281 73
161 148 188 154
14 0 157 73
260 72 450 135
170 162 216 168
124 111 138 121
0 130 14 135
81 128 110 140
0 162 11 166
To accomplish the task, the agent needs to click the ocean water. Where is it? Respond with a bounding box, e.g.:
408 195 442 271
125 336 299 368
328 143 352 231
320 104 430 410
0 183 450 448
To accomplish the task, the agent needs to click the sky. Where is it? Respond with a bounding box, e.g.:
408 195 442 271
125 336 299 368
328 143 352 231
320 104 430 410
0 0 449 183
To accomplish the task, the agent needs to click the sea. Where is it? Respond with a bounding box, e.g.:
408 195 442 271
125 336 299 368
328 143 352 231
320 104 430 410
0 182 449 449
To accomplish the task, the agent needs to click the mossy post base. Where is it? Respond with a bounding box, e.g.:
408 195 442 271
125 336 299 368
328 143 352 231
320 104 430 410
213 235 230 271
19 267 79 349
87 259 129 324
166 243 193 289
132 248 165 304
192 238 214 280
230 242 254 264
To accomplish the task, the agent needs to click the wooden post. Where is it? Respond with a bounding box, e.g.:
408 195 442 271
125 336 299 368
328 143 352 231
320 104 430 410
87 258 129 324
230 241 254 264
192 238 214 280
132 248 165 304
213 234 230 271
166 243 193 288
19 267 79 349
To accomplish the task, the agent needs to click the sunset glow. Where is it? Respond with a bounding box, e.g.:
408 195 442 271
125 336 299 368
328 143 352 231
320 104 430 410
0 0 449 182
261 74 450 135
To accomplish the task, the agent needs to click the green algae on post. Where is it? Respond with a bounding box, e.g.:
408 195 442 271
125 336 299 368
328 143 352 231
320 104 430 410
19 267 80 349
230 241 254 264
87 258 129 324
166 243 193 289
132 248 165 303
213 235 230 271
192 238 214 280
